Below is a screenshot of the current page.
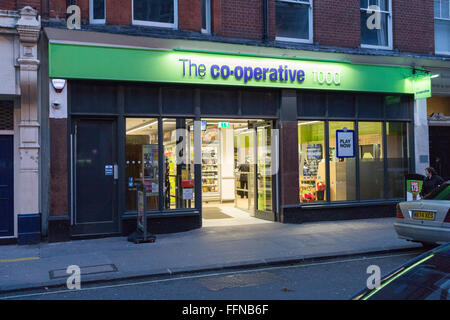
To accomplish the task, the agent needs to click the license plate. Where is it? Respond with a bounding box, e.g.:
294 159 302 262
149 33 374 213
412 211 435 220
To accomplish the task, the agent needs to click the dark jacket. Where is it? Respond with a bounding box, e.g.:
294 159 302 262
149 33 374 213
421 174 444 197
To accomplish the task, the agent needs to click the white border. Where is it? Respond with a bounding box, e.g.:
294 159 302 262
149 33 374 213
201 0 211 34
435 1 450 57
132 0 178 29
275 0 313 44
360 0 393 50
89 0 106 24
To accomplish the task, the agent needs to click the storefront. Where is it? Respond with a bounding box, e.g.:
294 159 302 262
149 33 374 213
44 28 433 241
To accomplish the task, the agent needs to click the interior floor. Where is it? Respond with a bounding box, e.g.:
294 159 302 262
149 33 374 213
202 201 272 227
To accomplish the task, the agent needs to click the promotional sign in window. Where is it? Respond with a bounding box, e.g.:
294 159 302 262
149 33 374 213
336 129 355 158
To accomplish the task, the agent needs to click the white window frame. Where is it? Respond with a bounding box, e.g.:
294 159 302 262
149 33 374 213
360 0 393 50
90 0 106 24
435 0 450 56
275 0 313 44
201 0 211 34
132 0 178 29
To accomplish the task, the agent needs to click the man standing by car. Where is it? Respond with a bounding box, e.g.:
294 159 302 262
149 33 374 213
420 167 445 197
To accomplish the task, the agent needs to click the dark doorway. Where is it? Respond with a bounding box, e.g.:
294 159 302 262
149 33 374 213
72 119 119 235
429 126 450 181
0 135 14 237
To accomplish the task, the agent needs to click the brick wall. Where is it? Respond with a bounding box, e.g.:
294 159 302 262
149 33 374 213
314 0 360 48
106 0 131 25
179 0 201 31
220 0 264 40
0 0 40 11
393 0 434 54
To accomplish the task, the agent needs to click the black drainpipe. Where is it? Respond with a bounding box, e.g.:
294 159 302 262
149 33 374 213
262 0 269 43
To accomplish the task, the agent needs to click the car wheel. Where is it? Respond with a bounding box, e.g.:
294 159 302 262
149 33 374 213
420 242 437 249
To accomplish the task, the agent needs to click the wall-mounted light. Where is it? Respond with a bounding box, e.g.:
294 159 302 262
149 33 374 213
51 79 66 93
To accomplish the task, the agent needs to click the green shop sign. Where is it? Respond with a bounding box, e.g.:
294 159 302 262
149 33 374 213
48 42 431 98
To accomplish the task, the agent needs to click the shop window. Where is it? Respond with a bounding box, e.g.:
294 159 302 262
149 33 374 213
386 122 409 198
200 88 239 115
385 95 410 120
71 81 117 114
241 90 278 116
358 94 383 119
90 0 105 24
328 121 357 201
163 118 195 210
133 0 177 28
275 0 313 43
435 0 450 55
328 94 355 118
124 84 159 114
298 121 326 203
359 121 384 200
125 118 159 212
360 0 392 49
297 92 326 117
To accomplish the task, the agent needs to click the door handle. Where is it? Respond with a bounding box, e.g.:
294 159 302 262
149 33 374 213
114 164 119 180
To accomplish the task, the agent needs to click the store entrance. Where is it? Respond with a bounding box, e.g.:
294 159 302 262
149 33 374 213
201 119 275 226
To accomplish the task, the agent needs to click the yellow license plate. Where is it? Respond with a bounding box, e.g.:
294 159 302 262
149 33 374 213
413 211 435 220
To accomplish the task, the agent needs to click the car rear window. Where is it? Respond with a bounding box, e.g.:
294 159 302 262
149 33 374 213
368 253 450 300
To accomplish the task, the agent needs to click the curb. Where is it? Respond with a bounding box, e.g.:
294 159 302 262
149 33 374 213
0 244 423 296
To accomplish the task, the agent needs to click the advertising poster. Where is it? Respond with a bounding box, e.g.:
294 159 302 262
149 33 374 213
137 190 144 232
406 179 423 201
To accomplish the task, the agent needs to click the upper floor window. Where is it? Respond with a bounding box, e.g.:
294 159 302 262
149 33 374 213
201 0 211 34
360 0 392 49
132 0 178 29
90 0 106 24
275 0 313 43
435 0 450 55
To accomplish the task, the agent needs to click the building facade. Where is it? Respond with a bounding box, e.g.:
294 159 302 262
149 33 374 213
0 0 449 243
0 4 41 244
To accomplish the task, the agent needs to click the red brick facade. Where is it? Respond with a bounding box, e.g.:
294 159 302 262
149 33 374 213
392 0 435 54
0 0 436 55
314 0 360 48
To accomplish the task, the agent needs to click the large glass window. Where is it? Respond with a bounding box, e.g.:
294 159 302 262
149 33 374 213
329 122 357 201
298 121 326 203
163 118 195 210
360 0 392 49
386 122 409 198
126 118 159 212
276 0 312 43
359 122 384 200
435 0 450 55
133 0 177 28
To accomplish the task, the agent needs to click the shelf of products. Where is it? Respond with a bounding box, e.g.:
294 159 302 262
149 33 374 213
202 143 220 200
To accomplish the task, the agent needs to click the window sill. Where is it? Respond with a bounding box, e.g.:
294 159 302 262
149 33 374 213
275 36 313 44
284 199 404 210
435 51 450 57
360 44 393 51
132 20 177 29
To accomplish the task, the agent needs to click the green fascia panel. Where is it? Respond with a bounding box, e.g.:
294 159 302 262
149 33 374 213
48 42 429 96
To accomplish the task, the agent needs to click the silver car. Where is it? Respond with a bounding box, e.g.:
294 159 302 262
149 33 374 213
394 182 450 247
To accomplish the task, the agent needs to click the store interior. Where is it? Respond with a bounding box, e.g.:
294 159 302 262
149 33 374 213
201 118 273 227
124 118 274 227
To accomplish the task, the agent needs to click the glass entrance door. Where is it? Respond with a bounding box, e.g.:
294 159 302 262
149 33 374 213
234 126 255 213
255 122 275 220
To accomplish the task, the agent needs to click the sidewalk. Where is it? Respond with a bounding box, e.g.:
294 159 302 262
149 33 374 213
0 217 421 293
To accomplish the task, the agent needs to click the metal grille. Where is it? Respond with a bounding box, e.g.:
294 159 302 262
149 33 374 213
0 101 13 130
